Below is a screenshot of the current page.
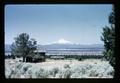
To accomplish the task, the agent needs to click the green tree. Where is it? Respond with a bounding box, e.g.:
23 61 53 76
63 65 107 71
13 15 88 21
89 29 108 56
11 33 37 62
101 7 115 68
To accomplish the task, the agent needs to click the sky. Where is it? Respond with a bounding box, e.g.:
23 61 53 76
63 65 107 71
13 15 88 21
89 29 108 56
5 4 112 45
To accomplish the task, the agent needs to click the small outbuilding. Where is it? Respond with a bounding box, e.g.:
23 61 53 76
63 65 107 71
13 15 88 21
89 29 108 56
26 50 46 63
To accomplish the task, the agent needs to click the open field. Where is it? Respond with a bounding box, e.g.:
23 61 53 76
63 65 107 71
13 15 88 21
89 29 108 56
5 58 114 78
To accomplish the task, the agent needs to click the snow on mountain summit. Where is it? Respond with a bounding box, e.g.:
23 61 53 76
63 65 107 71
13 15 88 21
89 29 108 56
53 38 72 44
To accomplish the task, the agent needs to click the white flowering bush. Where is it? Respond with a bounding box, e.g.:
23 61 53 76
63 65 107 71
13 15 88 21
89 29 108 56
5 59 114 78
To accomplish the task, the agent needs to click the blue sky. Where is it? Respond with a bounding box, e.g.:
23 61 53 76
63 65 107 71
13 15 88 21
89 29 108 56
5 4 112 45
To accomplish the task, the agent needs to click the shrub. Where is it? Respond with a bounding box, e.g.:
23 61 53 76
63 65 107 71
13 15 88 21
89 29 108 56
62 69 72 78
64 64 70 69
78 57 82 61
49 67 59 77
21 64 32 74
36 68 48 78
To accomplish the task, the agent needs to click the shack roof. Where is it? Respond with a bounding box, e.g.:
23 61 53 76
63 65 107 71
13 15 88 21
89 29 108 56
34 49 46 52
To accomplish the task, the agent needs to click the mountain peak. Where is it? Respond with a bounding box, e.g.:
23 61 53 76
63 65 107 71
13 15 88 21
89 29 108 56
53 38 72 44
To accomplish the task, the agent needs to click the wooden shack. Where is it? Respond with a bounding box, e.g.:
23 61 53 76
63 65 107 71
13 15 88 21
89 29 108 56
26 50 46 63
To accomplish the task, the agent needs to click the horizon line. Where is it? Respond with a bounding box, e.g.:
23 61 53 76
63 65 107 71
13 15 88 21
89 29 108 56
5 43 104 45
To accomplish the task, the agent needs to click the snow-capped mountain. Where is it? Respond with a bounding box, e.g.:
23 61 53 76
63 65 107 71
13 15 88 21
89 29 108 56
36 39 104 49
5 39 104 52
37 44 104 50
53 38 73 44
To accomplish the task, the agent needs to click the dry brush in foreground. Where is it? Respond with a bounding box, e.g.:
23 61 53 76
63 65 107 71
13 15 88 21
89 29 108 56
5 58 114 78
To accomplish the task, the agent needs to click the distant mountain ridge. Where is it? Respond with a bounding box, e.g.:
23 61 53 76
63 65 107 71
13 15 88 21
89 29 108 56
38 44 104 50
5 44 11 52
5 44 104 52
